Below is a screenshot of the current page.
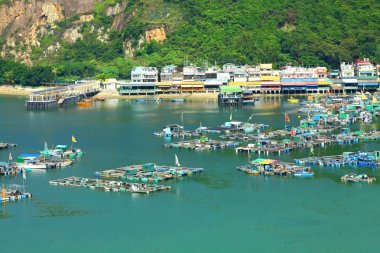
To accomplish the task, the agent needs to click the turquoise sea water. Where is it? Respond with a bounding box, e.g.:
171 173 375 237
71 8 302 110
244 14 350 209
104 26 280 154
0 95 379 253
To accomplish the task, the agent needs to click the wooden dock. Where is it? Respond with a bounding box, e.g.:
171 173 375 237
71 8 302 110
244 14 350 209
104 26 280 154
26 82 100 110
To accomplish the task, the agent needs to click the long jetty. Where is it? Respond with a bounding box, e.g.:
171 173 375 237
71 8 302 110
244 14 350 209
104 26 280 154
49 177 171 194
26 82 100 110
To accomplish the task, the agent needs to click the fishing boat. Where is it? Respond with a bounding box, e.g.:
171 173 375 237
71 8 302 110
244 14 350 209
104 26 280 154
294 168 314 178
40 143 83 159
147 97 162 102
171 98 186 102
77 98 92 107
288 96 299 103
16 154 49 170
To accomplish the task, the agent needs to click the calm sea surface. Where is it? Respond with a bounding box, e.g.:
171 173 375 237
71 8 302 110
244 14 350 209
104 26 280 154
0 95 379 253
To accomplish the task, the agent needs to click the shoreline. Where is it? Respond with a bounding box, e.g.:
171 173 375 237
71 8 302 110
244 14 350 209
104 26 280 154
0 85 335 100
0 85 35 96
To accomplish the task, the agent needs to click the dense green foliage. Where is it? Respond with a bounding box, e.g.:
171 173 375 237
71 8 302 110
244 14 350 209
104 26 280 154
0 59 55 86
1 0 380 85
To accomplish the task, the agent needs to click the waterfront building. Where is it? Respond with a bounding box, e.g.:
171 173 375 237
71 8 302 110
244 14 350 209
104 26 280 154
280 66 318 94
222 63 247 82
179 65 205 93
157 65 181 94
260 64 281 94
340 62 358 93
229 65 260 94
183 65 206 81
131 67 158 83
203 67 225 92
355 58 378 91
315 67 330 93
119 67 158 95
218 85 243 105
160 65 179 82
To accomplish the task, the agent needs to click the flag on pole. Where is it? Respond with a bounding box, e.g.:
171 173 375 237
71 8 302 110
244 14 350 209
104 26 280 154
9 152 12 161
248 112 254 121
284 113 290 122
175 154 181 167
72 136 77 143
22 169 27 181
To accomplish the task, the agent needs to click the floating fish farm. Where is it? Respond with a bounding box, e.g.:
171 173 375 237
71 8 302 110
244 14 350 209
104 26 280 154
49 177 171 194
95 163 204 182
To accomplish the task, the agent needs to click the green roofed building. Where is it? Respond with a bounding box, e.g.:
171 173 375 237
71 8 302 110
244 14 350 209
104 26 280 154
219 86 242 93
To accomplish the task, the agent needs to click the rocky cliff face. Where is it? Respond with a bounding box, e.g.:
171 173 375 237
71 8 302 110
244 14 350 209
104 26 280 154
0 0 172 64
0 0 96 64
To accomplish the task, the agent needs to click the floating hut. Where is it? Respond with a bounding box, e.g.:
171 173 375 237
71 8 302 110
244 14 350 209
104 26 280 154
154 124 202 138
237 158 313 178
40 143 83 159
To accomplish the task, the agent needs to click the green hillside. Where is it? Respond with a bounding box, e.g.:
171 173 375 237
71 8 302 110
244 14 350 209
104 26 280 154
1 0 379 85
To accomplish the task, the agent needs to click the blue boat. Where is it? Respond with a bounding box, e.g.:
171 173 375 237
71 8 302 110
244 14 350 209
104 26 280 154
171 98 186 102
294 168 314 178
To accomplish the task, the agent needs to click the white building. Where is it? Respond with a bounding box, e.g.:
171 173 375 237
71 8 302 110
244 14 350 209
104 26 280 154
131 67 158 83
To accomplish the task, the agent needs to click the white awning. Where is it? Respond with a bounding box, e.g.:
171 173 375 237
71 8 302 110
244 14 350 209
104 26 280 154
181 85 204 88
342 79 358 83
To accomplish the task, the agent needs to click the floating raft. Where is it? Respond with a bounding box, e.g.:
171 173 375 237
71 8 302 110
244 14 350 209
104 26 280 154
360 131 380 141
235 133 365 155
237 158 313 178
219 133 261 141
295 151 380 168
0 143 17 150
49 177 171 194
341 173 376 183
164 138 240 151
200 123 269 134
0 188 32 203
153 130 202 139
220 130 294 141
95 163 203 182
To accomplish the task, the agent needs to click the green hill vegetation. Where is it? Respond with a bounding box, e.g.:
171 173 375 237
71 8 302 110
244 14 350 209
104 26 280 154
0 0 379 85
